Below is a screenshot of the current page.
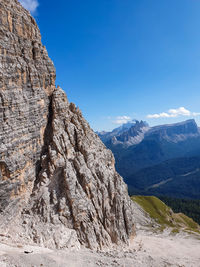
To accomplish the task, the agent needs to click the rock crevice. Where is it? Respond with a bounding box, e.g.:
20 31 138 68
0 0 135 250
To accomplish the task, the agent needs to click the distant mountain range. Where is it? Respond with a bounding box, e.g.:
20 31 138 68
97 120 149 147
98 119 200 199
98 119 200 147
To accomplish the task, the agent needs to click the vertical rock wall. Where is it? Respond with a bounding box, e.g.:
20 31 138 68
0 0 135 249
0 0 55 221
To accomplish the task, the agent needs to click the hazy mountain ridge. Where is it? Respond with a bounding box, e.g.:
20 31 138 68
99 119 200 148
98 119 200 199
0 1 200 267
98 120 149 147
145 119 200 143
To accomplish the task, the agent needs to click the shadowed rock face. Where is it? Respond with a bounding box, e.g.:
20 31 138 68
0 0 135 249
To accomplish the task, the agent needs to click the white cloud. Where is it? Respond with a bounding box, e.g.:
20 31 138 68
168 107 191 116
147 107 200 119
19 0 39 14
113 116 131 124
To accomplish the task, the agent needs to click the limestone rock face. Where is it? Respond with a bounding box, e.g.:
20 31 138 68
0 0 55 221
0 0 135 249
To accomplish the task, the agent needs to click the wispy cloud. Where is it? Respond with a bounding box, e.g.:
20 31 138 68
147 107 200 119
19 0 39 14
113 116 131 124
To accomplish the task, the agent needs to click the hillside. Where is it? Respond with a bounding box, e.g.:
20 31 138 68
104 120 200 175
127 156 200 199
159 196 200 225
99 120 200 199
1 195 200 267
0 1 200 266
131 196 200 235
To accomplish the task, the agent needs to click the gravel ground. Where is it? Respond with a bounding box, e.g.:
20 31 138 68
0 230 200 267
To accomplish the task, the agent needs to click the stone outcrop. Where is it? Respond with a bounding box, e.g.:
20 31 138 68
0 0 55 224
0 0 135 249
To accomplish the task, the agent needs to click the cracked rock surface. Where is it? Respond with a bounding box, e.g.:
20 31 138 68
0 0 135 250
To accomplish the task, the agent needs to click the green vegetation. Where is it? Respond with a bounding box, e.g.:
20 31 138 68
131 195 173 226
128 156 200 199
159 196 200 225
131 195 200 234
171 228 180 234
101 122 200 200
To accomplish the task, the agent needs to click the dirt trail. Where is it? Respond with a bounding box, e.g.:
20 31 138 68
0 232 199 267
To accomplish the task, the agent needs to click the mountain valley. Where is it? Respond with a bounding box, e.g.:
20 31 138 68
0 1 200 266
98 119 200 199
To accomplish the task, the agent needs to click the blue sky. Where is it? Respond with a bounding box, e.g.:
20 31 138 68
20 0 200 131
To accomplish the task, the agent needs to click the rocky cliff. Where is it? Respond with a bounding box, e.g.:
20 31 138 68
0 0 135 250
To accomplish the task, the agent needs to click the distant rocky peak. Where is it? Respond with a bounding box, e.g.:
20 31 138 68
97 120 149 146
118 120 148 131
131 120 149 129
112 120 149 146
111 120 138 134
146 119 200 143
99 119 200 147
150 119 198 132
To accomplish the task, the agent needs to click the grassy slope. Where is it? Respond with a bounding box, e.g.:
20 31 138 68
159 196 200 225
131 195 200 234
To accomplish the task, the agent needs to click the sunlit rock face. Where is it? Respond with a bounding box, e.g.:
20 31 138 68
0 0 135 250
0 0 55 220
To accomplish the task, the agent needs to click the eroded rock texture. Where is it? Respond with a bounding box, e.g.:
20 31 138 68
0 0 55 221
0 0 135 249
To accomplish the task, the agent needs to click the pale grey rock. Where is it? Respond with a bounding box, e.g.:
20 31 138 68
21 87 135 249
0 0 55 222
0 0 135 250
